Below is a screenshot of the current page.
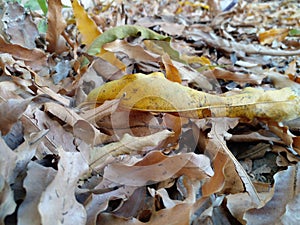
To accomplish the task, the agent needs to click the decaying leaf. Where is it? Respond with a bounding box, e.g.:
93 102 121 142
89 130 174 171
0 98 31 136
0 36 47 71
102 150 213 186
87 72 300 121
38 147 89 225
0 1 39 49
244 163 300 224
1 1 300 225
18 162 56 225
46 0 67 53
0 175 16 224
192 30 300 56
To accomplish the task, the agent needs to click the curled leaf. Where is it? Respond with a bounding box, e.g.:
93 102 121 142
87 72 300 121
87 25 170 56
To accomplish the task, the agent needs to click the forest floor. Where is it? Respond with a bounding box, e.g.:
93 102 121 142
0 0 300 224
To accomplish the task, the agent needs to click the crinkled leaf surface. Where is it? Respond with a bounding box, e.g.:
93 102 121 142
38 147 89 225
87 72 300 121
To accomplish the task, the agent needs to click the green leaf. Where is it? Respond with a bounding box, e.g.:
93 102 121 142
37 0 48 15
24 0 40 11
289 29 300 36
87 25 171 56
37 19 47 33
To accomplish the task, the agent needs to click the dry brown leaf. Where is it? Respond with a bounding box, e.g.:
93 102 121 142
99 109 164 138
23 106 77 154
102 150 212 186
0 130 46 223
0 36 47 71
0 80 20 100
38 86 70 106
162 53 181 83
0 98 31 135
0 137 17 222
280 163 300 224
17 162 56 225
202 151 228 196
85 186 137 225
203 67 266 85
0 2 39 49
268 122 294 147
205 118 262 206
0 175 16 224
43 102 110 145
91 57 125 81
38 147 89 225
43 101 83 126
97 203 195 225
230 131 282 144
89 130 174 171
266 71 300 94
244 163 300 224
46 0 67 53
192 30 300 56
80 99 121 125
103 39 159 62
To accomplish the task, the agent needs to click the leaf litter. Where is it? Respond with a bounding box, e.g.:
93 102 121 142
0 0 300 224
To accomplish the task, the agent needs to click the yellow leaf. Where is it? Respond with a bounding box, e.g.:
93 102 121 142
181 55 211 65
72 0 125 70
87 72 300 121
71 0 101 46
258 28 289 45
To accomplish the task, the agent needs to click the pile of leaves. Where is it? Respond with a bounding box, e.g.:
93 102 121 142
0 0 300 224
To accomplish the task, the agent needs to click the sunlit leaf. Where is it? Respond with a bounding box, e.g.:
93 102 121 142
71 0 101 46
258 28 289 45
87 72 300 121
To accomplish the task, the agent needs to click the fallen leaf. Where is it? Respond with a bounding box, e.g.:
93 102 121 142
87 25 170 56
71 0 101 46
244 164 300 224
0 36 47 71
72 0 125 70
202 151 228 196
0 98 31 136
0 175 16 224
97 203 195 225
38 147 89 225
203 67 266 85
23 106 77 154
89 130 174 171
17 162 56 225
102 150 213 186
46 0 67 53
191 30 300 56
0 2 39 49
258 28 289 45
103 39 159 62
87 72 300 121
162 53 181 83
